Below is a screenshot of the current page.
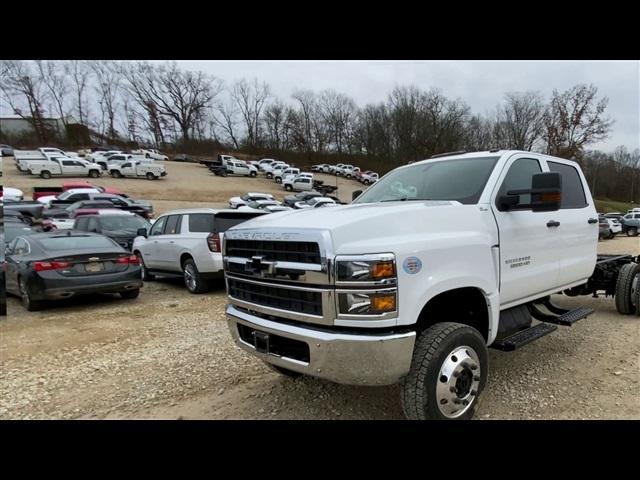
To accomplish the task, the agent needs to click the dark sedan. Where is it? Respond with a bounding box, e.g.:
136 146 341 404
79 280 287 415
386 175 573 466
44 200 123 219
283 190 323 208
73 212 151 251
5 231 143 311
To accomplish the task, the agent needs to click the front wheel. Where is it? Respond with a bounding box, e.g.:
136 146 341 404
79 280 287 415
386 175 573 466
250 171 257 177
401 322 488 420
266 172 273 179
135 252 155 281
88 169 100 178
146 172 156 180
626 227 638 237
111 170 122 178
284 184 292 191
40 171 51 179
275 177 282 184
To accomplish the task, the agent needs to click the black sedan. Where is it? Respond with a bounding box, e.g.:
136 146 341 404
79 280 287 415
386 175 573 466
283 190 323 208
73 212 151 251
5 231 143 311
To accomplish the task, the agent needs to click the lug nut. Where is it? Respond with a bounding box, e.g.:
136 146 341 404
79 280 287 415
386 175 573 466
470 364 478 371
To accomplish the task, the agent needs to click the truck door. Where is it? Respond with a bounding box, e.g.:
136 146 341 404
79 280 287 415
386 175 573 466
543 159 598 286
294 178 312 191
155 214 183 271
121 162 134 176
490 155 559 307
143 215 167 269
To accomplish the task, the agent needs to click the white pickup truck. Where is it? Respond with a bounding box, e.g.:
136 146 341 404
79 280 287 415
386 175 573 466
222 149 640 420
282 174 314 192
131 148 169 161
27 157 102 179
108 159 167 180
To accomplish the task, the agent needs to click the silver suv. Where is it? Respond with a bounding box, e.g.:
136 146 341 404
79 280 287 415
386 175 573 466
132 208 264 293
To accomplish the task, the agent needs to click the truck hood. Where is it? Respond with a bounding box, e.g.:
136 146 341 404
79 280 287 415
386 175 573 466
229 200 495 253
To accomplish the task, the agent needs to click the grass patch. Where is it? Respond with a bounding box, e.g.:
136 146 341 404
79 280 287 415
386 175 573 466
595 198 639 213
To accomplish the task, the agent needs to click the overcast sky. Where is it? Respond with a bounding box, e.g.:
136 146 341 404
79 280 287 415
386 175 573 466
167 60 639 152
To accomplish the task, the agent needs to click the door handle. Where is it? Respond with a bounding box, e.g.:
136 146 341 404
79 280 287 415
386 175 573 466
546 220 560 228
169 241 175 244
588 218 598 224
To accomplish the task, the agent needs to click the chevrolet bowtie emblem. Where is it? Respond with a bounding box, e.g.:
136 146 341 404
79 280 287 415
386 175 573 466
245 256 275 275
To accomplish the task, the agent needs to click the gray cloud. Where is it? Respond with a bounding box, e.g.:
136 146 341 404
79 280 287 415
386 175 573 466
168 60 639 152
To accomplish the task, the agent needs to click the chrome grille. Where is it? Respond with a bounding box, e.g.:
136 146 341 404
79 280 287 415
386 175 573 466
225 239 321 264
227 277 322 316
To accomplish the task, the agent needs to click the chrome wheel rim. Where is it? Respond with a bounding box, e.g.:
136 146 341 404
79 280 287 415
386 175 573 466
436 346 481 418
184 264 197 291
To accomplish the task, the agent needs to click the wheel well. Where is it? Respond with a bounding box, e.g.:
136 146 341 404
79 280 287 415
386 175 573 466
180 253 193 267
416 287 489 341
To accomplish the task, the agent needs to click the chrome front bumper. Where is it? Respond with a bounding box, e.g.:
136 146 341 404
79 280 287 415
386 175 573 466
226 304 416 386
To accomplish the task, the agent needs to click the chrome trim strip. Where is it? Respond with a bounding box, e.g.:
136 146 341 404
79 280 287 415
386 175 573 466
225 274 329 292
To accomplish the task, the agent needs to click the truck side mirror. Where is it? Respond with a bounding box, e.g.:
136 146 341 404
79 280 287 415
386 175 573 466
136 228 148 238
352 190 363 201
530 172 562 212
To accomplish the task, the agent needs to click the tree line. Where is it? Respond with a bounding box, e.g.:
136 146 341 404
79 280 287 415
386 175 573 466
1 60 638 202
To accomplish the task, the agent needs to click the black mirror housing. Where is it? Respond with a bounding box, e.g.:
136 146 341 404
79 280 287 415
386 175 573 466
136 228 148 238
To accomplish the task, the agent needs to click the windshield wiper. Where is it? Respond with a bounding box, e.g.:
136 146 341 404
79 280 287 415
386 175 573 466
379 198 440 203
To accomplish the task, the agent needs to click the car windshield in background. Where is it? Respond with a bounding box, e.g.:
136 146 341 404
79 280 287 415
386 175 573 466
100 215 150 233
353 156 499 205
38 235 118 251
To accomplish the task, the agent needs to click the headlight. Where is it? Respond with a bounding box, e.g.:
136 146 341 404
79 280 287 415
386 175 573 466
335 254 396 283
338 291 397 314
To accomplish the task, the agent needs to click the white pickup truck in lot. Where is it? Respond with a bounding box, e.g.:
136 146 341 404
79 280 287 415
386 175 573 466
27 157 102 179
222 149 640 420
108 160 167 180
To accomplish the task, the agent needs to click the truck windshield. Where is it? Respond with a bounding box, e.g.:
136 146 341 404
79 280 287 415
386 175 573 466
353 156 499 205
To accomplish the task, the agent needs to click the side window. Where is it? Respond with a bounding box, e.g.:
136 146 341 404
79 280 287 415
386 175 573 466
547 161 587 209
188 214 214 233
150 216 167 236
86 217 99 232
122 163 130 168
163 215 182 235
62 160 75 166
13 238 30 256
75 217 89 230
497 158 542 209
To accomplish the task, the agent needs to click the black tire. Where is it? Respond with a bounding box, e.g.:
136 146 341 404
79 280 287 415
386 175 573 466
633 271 640 317
221 170 228 177
626 227 638 237
88 169 99 178
266 172 273 179
135 251 155 281
120 289 140 299
401 322 488 420
19 278 45 312
146 172 156 180
285 184 292 191
40 171 51 179
250 171 257 177
363 180 370 185
264 362 302 378
615 262 640 314
608 230 614 239
111 170 122 178
182 258 210 294
275 177 282 184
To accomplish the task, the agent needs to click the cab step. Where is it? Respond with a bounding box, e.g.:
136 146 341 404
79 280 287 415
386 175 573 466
528 299 594 326
491 323 558 351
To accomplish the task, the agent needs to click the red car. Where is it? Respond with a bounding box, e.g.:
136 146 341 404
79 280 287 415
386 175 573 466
32 181 127 201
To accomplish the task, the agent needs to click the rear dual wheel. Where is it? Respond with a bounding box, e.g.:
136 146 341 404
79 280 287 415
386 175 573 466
616 262 640 315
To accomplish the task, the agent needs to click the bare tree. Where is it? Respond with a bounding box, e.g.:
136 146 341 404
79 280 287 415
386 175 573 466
543 84 613 159
68 60 91 126
494 91 545 150
230 78 270 148
0 60 53 142
212 96 241 149
36 60 70 127
318 90 358 154
91 60 122 140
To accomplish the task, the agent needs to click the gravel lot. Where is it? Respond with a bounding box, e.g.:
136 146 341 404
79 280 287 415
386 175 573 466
1 160 639 420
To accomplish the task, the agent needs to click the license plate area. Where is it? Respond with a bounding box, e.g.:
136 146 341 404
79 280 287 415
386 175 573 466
253 330 270 354
85 262 104 273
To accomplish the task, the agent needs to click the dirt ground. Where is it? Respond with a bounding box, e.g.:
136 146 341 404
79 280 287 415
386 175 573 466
1 160 639 420
2 159 359 215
